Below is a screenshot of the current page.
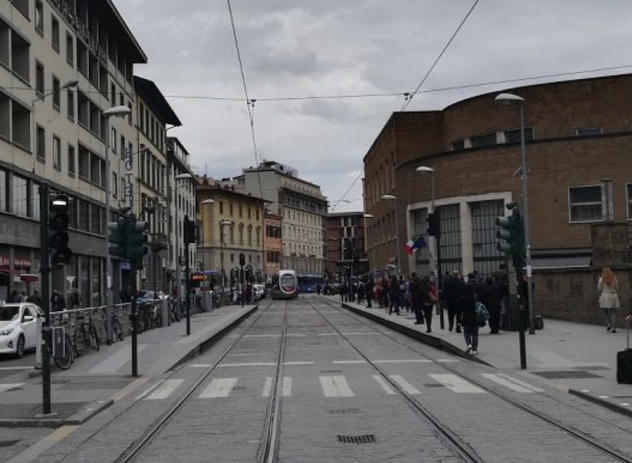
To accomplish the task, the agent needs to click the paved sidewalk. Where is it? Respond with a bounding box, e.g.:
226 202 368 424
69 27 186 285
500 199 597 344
326 296 632 417
0 304 257 426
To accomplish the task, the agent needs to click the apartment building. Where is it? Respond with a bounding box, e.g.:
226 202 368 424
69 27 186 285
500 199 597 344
264 212 282 278
325 211 368 280
134 76 180 293
166 137 196 297
0 0 145 304
235 161 327 275
196 178 266 283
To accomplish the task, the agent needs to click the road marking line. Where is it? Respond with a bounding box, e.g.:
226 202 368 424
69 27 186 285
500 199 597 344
199 378 239 399
333 360 367 364
372 375 396 395
189 364 212 368
136 380 165 400
373 359 432 364
87 344 147 374
436 359 460 363
219 362 276 367
262 377 273 397
111 377 149 402
283 361 314 365
283 377 292 397
244 334 281 338
286 334 306 337
429 374 486 394
496 373 544 392
146 379 184 400
0 366 33 371
317 333 337 336
389 375 421 395
481 373 535 393
341 332 379 335
5 425 79 463
319 375 354 397
0 383 24 393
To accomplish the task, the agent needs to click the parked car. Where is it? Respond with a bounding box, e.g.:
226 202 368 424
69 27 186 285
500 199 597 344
0 303 43 358
253 284 266 300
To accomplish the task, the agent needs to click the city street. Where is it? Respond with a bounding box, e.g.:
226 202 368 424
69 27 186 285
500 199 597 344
7 296 631 463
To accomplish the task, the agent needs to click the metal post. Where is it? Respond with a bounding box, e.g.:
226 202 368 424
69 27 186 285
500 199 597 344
131 262 139 376
429 173 444 329
39 183 52 415
393 202 402 274
185 241 191 335
220 224 225 286
240 263 244 307
516 266 527 369
103 116 114 345
175 190 181 301
518 104 535 335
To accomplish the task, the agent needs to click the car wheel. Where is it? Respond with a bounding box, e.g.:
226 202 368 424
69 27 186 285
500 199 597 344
15 335 25 359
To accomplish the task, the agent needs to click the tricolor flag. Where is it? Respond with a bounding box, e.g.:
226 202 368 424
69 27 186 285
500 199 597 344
404 235 427 255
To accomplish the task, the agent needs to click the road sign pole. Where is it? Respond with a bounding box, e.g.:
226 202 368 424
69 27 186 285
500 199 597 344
185 241 191 335
39 183 52 415
131 262 139 377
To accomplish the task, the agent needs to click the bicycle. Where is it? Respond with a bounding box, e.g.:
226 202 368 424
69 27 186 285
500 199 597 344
101 307 125 342
52 326 74 370
74 308 100 354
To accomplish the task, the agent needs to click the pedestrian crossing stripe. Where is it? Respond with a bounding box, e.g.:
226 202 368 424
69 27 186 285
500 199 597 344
0 383 23 393
134 373 543 401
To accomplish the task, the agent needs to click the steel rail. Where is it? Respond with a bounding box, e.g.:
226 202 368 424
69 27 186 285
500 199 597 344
258 301 289 463
305 298 486 463
319 297 632 463
113 300 273 463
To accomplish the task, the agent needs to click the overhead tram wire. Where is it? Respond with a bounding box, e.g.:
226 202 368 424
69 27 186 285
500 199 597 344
329 169 364 213
226 0 264 200
401 0 480 111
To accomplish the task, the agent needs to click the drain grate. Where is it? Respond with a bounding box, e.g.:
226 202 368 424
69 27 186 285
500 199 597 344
321 370 343 374
328 408 363 415
0 440 20 448
337 434 376 444
532 371 601 379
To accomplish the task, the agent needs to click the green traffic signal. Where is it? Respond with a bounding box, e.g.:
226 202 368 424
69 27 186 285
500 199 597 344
107 220 127 259
496 207 526 270
127 218 149 269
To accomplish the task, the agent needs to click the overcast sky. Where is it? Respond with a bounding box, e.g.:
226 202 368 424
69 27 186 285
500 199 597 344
115 0 632 212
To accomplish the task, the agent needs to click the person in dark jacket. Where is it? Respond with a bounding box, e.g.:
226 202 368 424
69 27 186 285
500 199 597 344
365 280 374 308
444 271 465 332
50 290 66 312
460 285 479 355
409 273 424 325
388 276 400 315
29 289 42 306
479 277 502 334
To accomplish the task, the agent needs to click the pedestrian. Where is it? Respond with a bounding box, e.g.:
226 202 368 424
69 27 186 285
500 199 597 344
365 279 374 308
389 276 400 315
598 266 620 333
29 289 42 306
51 289 66 312
409 272 424 325
316 284 321 295
8 290 19 303
444 270 464 333
460 285 479 355
479 276 502 334
19 290 28 302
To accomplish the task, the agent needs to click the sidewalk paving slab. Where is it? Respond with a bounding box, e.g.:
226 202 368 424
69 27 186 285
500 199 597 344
326 296 632 418
0 304 257 427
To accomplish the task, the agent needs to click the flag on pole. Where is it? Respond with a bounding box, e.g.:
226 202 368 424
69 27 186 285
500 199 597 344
404 235 427 255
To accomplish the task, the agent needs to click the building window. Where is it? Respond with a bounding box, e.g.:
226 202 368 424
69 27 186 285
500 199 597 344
111 127 117 153
230 253 234 263
36 125 45 162
51 15 59 52
110 83 115 104
0 170 6 212
239 205 243 218
53 135 61 170
12 174 28 216
229 203 234 216
470 133 497 148
66 33 73 66
569 185 602 222
504 127 534 144
628 184 632 220
35 61 44 97
67 89 75 121
112 172 118 198
52 76 60 110
576 127 603 137
35 1 43 34
68 144 75 177
219 201 224 214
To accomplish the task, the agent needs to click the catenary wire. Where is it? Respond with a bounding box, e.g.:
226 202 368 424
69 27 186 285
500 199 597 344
226 0 264 200
401 0 480 111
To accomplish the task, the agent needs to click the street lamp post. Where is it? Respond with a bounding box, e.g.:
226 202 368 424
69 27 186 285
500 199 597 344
495 92 535 336
174 173 193 301
381 194 401 274
103 105 132 345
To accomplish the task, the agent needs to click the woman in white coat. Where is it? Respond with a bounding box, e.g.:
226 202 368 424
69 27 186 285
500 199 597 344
598 267 620 333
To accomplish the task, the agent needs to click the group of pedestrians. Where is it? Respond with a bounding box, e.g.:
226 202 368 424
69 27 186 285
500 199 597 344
361 270 507 356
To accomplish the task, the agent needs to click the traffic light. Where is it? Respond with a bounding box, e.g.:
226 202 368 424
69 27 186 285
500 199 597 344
496 203 525 270
239 253 246 266
49 194 72 266
183 215 196 244
427 211 440 237
107 217 128 259
128 217 148 269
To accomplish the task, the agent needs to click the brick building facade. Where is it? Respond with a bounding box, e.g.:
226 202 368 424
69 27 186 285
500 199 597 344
325 212 368 281
364 74 632 277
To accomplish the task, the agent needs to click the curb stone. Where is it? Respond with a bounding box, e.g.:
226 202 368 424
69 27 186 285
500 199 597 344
569 389 632 419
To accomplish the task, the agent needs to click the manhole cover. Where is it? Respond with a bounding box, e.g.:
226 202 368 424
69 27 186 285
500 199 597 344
0 440 20 448
328 408 363 415
61 381 131 390
532 371 601 379
337 434 376 444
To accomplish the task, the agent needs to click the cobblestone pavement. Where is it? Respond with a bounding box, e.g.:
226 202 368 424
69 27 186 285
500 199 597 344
13 296 632 462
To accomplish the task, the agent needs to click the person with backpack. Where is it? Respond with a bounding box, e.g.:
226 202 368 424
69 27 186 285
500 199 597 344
460 285 483 355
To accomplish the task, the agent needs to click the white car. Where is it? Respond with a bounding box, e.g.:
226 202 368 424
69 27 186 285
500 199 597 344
0 303 42 358
253 284 266 300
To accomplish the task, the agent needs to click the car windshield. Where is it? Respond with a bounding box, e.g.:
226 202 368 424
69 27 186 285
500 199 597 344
138 291 154 299
0 306 20 322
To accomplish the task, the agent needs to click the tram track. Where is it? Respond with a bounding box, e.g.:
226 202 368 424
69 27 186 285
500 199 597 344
112 299 289 463
312 296 632 463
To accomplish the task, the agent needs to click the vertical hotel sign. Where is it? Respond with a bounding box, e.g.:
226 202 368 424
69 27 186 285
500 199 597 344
124 146 134 208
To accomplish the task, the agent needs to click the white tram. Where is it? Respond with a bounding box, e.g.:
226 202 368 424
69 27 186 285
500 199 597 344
271 269 299 300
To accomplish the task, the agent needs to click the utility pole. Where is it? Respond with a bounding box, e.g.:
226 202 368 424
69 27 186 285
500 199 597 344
39 183 51 415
